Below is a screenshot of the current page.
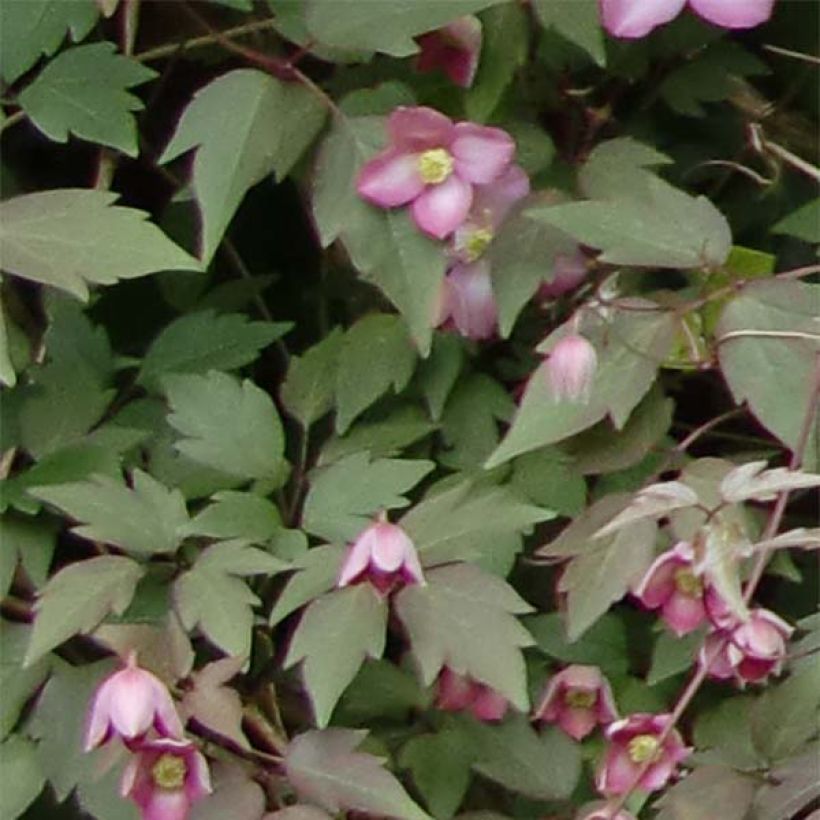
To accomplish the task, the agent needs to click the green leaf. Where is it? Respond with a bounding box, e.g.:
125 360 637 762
533 0 605 65
269 544 346 626
772 197 820 243
18 43 156 156
285 728 431 820
0 294 16 388
693 697 762 771
528 138 732 268
32 469 189 555
139 311 286 392
161 69 325 263
0 622 51 739
752 743 820 820
400 727 475 819
175 540 286 658
281 329 344 429
335 314 417 433
305 0 506 55
0 0 98 83
486 308 677 467
417 333 465 422
336 659 426 724
302 453 434 542
182 491 282 541
312 116 446 353
510 446 586 517
394 563 534 710
465 4 527 122
0 516 55 592
647 630 702 685
718 280 820 470
0 735 45 819
0 189 200 299
654 765 756 820
25 555 144 665
472 718 581 801
285 585 388 727
401 479 553 567
165 371 287 482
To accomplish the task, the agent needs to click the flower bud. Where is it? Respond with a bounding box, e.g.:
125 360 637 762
435 666 508 722
438 260 498 340
546 334 597 403
538 249 588 299
416 16 482 88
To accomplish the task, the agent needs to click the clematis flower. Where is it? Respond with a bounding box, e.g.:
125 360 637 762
700 608 793 685
435 666 508 722
416 16 483 88
546 333 598 403
85 653 183 751
599 0 776 39
121 737 212 820
533 665 618 740
356 106 516 239
538 249 588 299
633 542 708 636
596 713 690 796
337 518 425 595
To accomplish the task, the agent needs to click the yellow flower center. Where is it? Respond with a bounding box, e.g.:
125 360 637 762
151 753 187 791
463 227 494 261
628 734 661 764
674 568 702 597
564 688 596 709
418 148 454 185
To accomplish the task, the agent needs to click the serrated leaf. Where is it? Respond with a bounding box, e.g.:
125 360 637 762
312 116 446 353
772 198 820 243
161 69 325 263
752 743 820 820
0 622 51 739
0 0 98 83
533 0 605 65
718 280 819 470
303 453 434 542
753 528 820 551
720 461 820 503
165 371 286 483
510 447 586 517
0 516 56 595
0 189 200 299
196 539 290 575
0 735 45 819
472 718 581 801
654 765 756 820
281 329 343 429
647 630 702 685
32 469 189 555
595 481 700 538
693 697 762 771
285 585 388 727
191 762 265 820
19 42 156 156
417 333 465 422
285 728 431 819
335 314 417 433
139 311 286 391
394 563 534 710
25 556 144 665
182 491 282 542
401 480 553 567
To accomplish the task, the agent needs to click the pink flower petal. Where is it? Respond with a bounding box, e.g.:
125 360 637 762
599 0 687 38
142 790 191 820
442 260 497 340
387 106 455 151
597 746 640 795
436 667 475 711
416 16 482 88
357 149 425 208
559 706 598 740
371 525 411 573
451 123 516 184
640 757 676 792
338 532 374 587
471 687 508 721
412 174 473 238
470 164 530 228
540 249 588 299
596 676 619 724
633 550 683 609
662 592 707 636
689 0 775 29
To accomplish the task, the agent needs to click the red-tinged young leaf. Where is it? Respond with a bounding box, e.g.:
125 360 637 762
594 480 700 538
285 585 388 727
719 461 820 503
394 563 534 710
753 528 820 551
285 728 432 819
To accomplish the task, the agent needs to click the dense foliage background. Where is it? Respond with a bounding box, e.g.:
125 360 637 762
0 1 818 819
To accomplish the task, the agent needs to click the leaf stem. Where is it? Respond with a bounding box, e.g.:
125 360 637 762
716 329 820 345
0 110 25 133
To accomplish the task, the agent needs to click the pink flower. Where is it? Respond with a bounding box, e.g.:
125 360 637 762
596 713 690 796
435 666 508 722
438 260 498 340
599 0 775 39
356 106 516 239
85 653 183 751
533 665 618 741
337 518 425 595
538 249 588 299
416 16 482 88
700 608 793 685
121 738 212 820
633 542 708 636
546 333 597 403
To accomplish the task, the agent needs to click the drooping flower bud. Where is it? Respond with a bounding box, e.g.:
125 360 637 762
435 666 508 722
438 260 498 340
337 518 425 595
538 249 588 299
596 713 690 796
85 653 184 751
416 16 483 88
533 665 618 740
546 334 597 403
121 737 211 820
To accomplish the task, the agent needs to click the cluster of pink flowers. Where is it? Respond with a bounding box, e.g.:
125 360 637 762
85 653 211 820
